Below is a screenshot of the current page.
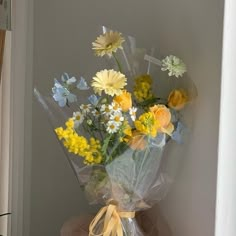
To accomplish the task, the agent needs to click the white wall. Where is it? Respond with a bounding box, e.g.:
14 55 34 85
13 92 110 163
32 0 224 236
215 0 236 235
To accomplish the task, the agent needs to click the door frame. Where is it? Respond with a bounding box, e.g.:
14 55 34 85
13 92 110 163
8 0 33 236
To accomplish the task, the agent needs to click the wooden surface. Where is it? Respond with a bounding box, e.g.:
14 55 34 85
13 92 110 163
0 29 6 82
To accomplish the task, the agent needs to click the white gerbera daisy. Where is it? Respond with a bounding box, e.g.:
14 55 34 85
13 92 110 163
129 107 137 121
80 104 92 113
73 111 84 128
106 120 120 134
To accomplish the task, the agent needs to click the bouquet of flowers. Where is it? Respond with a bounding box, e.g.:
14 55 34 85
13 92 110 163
34 26 197 236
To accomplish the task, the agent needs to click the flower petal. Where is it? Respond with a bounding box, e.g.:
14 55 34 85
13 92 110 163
67 93 77 103
61 72 70 82
77 77 90 90
88 94 99 106
58 98 67 107
67 77 77 85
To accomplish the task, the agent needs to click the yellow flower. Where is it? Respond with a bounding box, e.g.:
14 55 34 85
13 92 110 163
133 74 154 102
83 138 103 165
149 105 174 135
168 89 188 110
91 69 127 96
54 119 103 165
92 31 125 57
120 121 132 142
123 125 132 137
65 118 74 128
54 127 64 140
134 112 158 137
113 90 132 112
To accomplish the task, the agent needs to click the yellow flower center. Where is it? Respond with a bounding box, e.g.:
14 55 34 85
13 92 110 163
106 43 113 48
105 107 110 113
114 116 121 122
76 115 81 120
109 124 115 129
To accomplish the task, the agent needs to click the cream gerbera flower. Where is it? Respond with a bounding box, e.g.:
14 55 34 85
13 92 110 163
92 31 125 57
92 69 127 96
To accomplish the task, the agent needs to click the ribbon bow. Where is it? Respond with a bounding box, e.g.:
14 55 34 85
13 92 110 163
89 201 135 236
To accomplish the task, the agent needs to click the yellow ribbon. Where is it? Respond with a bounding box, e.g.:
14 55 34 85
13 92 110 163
89 201 135 236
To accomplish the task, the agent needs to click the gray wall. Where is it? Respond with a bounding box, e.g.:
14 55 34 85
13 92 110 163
32 0 224 235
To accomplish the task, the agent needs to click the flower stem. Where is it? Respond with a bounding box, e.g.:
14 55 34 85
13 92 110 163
106 138 122 163
112 52 123 73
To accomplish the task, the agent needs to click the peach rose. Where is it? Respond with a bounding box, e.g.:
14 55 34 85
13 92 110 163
113 90 132 112
128 130 147 150
150 105 171 127
149 105 174 135
168 89 188 110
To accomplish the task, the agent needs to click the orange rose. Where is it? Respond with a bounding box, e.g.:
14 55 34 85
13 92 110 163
113 90 132 112
149 104 174 135
168 89 188 110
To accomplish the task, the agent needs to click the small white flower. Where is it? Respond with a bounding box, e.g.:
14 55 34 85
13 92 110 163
73 111 84 128
87 119 93 125
109 102 121 113
161 55 187 78
100 104 112 115
106 120 120 133
109 111 124 125
92 109 100 118
129 107 137 121
80 104 92 113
